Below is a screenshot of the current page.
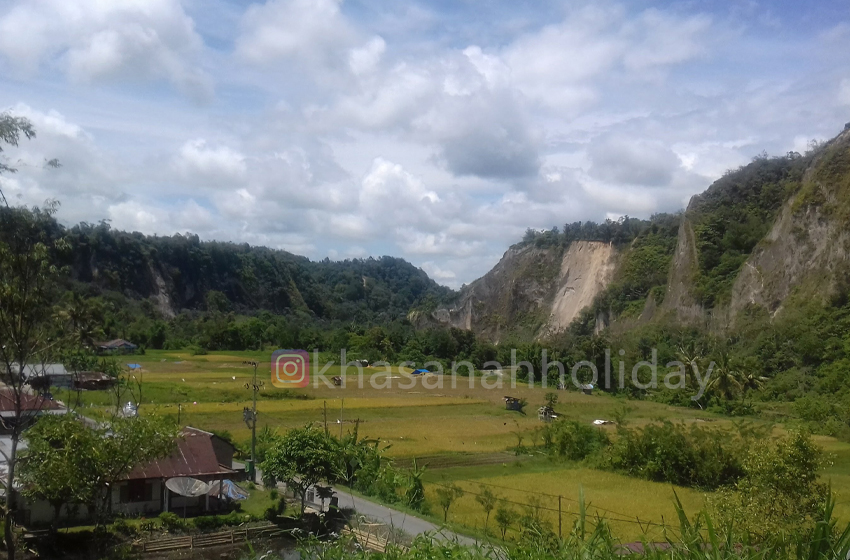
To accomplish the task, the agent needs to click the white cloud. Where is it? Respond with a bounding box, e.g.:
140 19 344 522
839 79 850 106
3 1 849 289
176 139 246 184
0 0 211 100
349 36 386 75
236 0 354 73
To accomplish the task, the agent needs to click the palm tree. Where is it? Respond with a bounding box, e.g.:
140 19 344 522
705 350 744 403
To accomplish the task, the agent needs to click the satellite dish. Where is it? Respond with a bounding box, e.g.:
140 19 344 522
166 477 210 497
121 402 138 418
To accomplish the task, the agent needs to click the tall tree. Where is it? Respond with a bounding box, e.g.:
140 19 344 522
18 414 177 529
16 414 98 531
435 483 464 522
475 486 498 536
0 116 62 556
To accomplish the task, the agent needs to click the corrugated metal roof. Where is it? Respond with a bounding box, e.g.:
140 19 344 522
0 389 63 412
125 427 234 480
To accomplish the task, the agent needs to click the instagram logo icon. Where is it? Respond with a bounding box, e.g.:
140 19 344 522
271 349 310 388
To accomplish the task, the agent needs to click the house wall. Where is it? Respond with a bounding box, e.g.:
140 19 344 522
210 436 235 468
19 498 91 526
111 479 164 516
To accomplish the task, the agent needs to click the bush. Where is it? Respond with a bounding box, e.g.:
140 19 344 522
192 515 223 532
543 420 609 461
110 517 137 537
263 505 279 522
709 431 829 542
158 511 186 532
607 421 747 489
188 345 208 356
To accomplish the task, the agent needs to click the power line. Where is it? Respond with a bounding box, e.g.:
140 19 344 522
429 479 676 531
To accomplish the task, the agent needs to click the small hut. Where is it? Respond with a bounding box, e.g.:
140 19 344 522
538 405 558 422
504 396 524 411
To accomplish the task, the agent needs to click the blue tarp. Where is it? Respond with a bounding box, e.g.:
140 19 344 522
411 369 428 375
127 364 142 369
208 479 249 501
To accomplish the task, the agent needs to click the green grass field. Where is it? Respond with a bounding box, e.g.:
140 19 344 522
61 349 850 542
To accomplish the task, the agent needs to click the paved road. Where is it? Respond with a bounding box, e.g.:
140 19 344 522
331 487 478 546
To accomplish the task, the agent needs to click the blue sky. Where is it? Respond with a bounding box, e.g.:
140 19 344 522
0 0 848 287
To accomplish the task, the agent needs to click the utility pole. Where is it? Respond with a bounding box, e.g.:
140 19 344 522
323 401 328 436
243 361 262 482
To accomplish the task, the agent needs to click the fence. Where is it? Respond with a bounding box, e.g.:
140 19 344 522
140 523 283 553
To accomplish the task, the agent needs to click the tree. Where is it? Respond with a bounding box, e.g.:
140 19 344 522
17 414 98 531
0 202 64 557
705 350 743 403
86 416 177 524
260 426 337 514
475 486 498 535
544 392 558 409
17 414 176 531
495 505 514 539
435 483 464 522
710 431 828 543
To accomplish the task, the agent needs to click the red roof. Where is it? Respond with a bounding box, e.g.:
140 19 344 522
125 427 234 480
0 389 63 412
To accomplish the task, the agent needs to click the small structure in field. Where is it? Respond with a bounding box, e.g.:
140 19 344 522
504 396 524 411
538 406 558 422
411 369 428 376
73 371 117 391
332 376 343 386
581 383 594 395
94 339 138 354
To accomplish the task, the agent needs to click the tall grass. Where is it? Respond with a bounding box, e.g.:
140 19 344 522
288 490 850 560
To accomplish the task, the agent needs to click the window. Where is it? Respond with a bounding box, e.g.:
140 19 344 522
121 480 153 503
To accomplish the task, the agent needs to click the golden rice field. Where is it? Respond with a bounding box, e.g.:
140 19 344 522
67 349 850 541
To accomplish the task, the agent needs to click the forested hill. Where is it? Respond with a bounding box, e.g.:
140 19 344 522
30 217 454 322
430 123 850 342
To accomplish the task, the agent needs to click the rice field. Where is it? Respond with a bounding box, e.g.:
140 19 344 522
65 349 850 541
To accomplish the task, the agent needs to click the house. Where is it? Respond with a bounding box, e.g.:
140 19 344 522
411 369 428 376
94 339 138 355
0 388 66 434
16 427 245 525
111 427 244 517
5 363 74 390
73 372 116 391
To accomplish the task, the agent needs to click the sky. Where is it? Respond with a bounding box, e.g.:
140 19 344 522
0 0 849 288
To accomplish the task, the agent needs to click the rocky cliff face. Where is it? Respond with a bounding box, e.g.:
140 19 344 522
545 241 617 333
431 241 616 341
660 125 850 326
729 129 850 318
434 124 850 340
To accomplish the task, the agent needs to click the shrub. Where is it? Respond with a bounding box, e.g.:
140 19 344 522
188 345 208 356
607 421 746 489
709 431 829 543
543 420 609 461
192 516 223 532
263 505 279 522
110 517 137 537
158 511 186 532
